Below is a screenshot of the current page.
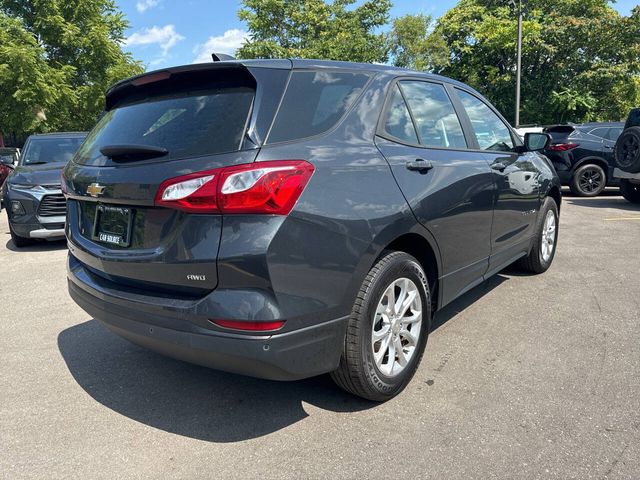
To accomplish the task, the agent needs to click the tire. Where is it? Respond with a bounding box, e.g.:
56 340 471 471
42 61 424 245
9 223 35 248
569 163 606 197
620 180 640 204
331 251 431 402
516 197 559 274
614 127 640 173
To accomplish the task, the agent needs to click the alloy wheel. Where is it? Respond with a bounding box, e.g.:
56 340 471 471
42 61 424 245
541 210 557 263
620 136 640 168
578 167 604 194
371 278 423 377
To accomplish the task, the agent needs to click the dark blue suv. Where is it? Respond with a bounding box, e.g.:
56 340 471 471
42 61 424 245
63 60 561 401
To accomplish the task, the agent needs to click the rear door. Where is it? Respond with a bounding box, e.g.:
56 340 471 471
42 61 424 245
375 79 495 306
453 88 540 273
63 65 289 294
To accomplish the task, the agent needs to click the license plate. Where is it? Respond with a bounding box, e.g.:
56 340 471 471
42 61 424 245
92 204 133 247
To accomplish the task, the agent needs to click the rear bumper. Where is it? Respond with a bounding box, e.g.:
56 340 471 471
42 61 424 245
67 255 348 381
556 170 572 184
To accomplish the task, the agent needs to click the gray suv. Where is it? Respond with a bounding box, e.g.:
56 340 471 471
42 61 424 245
63 60 561 401
4 133 86 247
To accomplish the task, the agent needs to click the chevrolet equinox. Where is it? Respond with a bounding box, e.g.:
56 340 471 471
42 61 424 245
63 59 561 401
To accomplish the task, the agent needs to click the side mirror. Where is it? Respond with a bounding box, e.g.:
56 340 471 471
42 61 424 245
524 132 551 152
0 156 15 167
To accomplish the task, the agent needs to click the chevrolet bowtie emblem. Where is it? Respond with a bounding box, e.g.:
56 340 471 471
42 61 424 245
87 183 105 197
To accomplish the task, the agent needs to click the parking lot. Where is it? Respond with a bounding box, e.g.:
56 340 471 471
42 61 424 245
1 191 639 479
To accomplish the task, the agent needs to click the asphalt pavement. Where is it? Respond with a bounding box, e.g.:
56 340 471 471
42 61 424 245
1 191 639 479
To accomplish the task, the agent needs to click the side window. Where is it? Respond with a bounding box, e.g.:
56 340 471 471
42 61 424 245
382 85 419 144
607 128 623 141
456 89 514 152
588 127 608 139
399 81 467 149
267 71 370 144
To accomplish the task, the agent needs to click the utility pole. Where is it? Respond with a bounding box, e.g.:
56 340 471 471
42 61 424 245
509 0 525 127
515 1 522 127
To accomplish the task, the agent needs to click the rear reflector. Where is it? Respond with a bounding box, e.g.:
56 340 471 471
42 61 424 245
211 320 286 332
155 160 314 215
548 143 579 151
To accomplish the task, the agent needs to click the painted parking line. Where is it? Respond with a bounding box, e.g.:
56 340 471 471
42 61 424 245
604 217 640 221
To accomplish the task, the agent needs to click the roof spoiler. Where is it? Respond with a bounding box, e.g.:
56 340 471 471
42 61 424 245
104 62 253 111
543 125 576 134
211 53 235 62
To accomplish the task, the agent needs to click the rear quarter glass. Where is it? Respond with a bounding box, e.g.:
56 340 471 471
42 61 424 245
266 70 371 144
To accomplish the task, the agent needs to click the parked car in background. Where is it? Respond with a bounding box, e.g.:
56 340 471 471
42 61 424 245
613 109 640 203
63 59 561 401
574 121 624 143
515 126 544 139
542 122 623 197
3 132 86 247
0 148 19 209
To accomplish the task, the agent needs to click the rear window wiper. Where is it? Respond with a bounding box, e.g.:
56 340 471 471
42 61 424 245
25 161 48 165
100 144 169 161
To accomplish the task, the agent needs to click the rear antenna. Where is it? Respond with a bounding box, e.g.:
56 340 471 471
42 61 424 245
211 53 235 62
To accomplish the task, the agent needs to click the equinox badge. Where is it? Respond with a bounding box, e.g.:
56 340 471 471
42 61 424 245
87 183 105 197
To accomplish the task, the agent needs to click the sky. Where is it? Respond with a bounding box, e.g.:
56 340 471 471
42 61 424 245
116 0 639 70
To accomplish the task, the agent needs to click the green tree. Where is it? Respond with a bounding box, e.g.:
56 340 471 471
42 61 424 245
431 0 640 125
387 13 449 72
0 14 72 138
0 0 142 141
237 0 391 63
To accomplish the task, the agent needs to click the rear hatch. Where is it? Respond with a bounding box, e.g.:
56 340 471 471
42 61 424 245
543 125 576 143
63 62 289 295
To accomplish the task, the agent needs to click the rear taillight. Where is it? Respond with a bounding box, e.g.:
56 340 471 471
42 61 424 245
155 160 314 215
156 171 218 213
210 319 286 332
548 143 579 151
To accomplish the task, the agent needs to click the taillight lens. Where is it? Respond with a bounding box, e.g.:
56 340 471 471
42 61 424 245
211 319 286 332
155 160 314 215
217 161 314 214
548 143 579 151
157 172 218 213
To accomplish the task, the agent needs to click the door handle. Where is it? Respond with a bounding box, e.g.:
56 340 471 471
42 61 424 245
491 162 507 171
406 158 433 172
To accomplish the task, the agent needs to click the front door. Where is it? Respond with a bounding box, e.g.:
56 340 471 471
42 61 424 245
453 88 541 273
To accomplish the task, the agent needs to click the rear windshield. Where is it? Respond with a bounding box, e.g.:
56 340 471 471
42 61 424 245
21 137 84 166
75 87 254 166
267 71 370 143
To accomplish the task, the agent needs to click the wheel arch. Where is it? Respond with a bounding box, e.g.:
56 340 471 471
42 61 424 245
376 229 442 312
572 156 611 179
546 185 562 212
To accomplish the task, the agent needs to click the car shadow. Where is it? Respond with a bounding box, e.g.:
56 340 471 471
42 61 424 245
57 320 375 443
4 238 67 252
560 187 621 198
563 196 640 212
58 274 511 443
431 274 508 331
